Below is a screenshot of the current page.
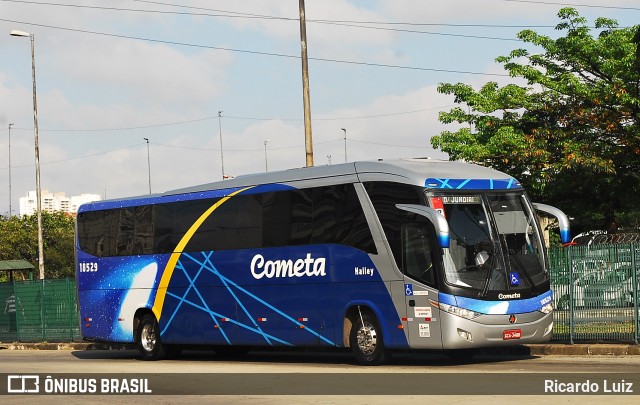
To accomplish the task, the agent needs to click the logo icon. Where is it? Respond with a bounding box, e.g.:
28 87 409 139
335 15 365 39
509 314 517 324
7 375 40 393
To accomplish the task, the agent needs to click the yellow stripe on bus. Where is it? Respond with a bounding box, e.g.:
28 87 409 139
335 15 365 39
151 186 254 321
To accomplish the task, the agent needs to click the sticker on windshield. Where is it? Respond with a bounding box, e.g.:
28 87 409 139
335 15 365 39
442 196 481 204
510 272 520 286
431 197 445 217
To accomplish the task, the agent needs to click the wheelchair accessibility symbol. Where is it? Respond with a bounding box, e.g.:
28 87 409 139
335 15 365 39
510 272 520 286
405 284 413 296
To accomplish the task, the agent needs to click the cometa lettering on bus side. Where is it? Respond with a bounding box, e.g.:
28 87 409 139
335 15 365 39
251 253 326 280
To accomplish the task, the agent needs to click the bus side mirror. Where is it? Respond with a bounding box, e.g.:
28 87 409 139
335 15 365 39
532 203 571 244
396 204 450 248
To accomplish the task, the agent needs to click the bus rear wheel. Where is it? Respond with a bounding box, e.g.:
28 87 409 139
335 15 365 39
349 311 389 366
137 314 167 360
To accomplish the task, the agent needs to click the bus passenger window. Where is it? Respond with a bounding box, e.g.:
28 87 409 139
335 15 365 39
401 223 436 286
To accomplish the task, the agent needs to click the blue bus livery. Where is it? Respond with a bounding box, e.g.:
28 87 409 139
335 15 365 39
76 159 570 365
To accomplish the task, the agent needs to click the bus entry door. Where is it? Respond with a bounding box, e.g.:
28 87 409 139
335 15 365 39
401 222 442 349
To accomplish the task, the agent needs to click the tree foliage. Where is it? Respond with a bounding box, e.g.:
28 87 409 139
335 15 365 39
432 8 640 233
0 212 76 281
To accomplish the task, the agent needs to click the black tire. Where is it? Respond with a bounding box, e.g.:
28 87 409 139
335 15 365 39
349 310 389 366
136 314 167 360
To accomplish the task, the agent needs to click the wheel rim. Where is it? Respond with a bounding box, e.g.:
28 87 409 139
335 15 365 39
356 322 377 355
140 323 156 352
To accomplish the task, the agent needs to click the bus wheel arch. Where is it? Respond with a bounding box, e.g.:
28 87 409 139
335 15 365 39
344 305 390 365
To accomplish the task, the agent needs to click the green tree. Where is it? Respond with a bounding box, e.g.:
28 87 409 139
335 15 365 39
0 212 76 280
432 8 640 233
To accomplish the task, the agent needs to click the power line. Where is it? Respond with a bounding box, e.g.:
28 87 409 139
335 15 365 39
5 1 633 47
502 0 640 11
9 117 213 132
0 0 525 42
4 105 454 133
2 0 560 28
1 0 292 20
349 139 436 149
227 105 456 122
0 17 511 77
312 21 521 42
0 136 437 170
0 143 142 169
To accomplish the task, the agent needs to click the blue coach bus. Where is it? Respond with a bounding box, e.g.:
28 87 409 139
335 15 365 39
75 159 570 365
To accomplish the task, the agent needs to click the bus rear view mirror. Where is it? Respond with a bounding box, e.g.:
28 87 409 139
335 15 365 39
396 204 450 248
532 203 571 244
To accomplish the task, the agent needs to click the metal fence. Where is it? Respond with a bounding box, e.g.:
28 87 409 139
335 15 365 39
549 243 639 343
1 246 639 344
0 278 81 343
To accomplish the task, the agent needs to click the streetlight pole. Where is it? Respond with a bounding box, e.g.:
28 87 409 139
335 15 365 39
8 123 14 217
218 110 225 179
264 139 271 172
143 138 151 194
11 29 44 279
341 128 347 163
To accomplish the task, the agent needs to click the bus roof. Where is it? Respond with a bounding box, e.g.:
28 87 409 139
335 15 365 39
79 158 521 212
171 158 518 194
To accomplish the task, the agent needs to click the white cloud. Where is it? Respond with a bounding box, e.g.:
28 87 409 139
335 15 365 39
49 38 233 106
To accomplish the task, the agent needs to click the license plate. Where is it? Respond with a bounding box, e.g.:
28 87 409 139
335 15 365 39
503 329 522 340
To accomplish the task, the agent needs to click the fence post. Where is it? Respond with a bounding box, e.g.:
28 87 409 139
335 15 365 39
632 243 638 345
41 279 46 341
67 278 73 341
13 280 20 342
568 246 574 344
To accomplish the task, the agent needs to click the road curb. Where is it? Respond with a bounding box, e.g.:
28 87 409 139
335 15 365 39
526 343 640 356
0 342 133 351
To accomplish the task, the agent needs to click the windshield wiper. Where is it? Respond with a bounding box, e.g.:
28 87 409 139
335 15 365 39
480 251 498 298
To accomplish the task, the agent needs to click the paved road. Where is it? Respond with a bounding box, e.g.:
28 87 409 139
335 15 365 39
1 348 639 404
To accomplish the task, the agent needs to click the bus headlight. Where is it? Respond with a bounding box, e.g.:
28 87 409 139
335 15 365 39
430 300 481 320
539 302 554 314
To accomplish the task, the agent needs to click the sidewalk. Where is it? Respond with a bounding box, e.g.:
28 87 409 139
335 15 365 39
1 342 639 355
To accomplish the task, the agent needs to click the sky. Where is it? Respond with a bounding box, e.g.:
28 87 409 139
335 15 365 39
1 0 639 215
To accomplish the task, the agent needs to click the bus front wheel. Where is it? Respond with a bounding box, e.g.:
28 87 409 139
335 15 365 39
349 311 389 366
137 314 167 360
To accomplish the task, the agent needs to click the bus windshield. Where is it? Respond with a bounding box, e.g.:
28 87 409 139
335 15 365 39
430 193 546 294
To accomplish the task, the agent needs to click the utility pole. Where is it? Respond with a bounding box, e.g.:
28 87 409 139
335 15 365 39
342 128 347 163
218 110 225 179
264 140 271 172
299 0 314 167
143 138 151 194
